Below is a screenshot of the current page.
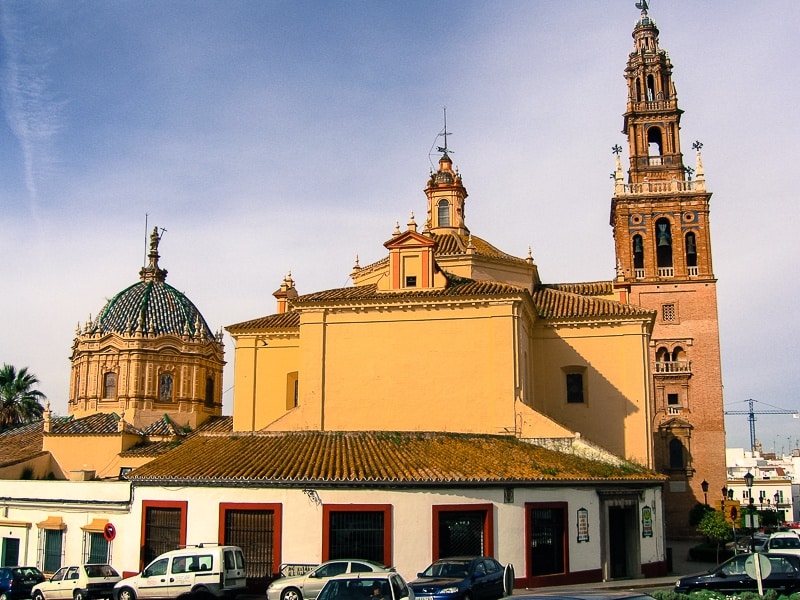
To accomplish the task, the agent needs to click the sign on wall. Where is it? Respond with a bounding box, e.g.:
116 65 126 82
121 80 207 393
576 507 589 542
642 505 653 537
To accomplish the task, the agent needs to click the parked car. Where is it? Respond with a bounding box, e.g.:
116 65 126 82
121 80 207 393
267 560 393 600
734 534 768 554
113 545 245 600
409 557 512 600
316 572 413 600
0 566 46 600
674 552 800 594
764 533 800 555
32 565 120 600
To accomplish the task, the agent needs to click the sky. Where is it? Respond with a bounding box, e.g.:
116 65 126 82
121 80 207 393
0 0 797 453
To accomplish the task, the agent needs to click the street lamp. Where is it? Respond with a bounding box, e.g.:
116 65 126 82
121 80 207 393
744 471 756 553
701 480 709 506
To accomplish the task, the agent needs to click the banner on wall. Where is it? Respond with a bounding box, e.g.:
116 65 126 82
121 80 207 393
642 505 654 537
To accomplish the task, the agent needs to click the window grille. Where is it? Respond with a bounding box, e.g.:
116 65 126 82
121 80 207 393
662 304 676 322
328 511 384 564
224 509 275 579
143 507 182 566
438 511 485 557
529 507 565 576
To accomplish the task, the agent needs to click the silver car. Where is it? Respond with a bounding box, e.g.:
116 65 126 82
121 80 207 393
268 561 393 600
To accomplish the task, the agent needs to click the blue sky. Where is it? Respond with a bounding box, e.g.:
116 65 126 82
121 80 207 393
0 1 797 453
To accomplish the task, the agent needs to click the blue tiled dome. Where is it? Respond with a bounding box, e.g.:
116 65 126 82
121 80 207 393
88 227 214 339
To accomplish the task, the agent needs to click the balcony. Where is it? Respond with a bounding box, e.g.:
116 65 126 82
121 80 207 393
634 268 645 279
616 178 705 195
688 266 698 276
654 360 691 374
657 267 674 277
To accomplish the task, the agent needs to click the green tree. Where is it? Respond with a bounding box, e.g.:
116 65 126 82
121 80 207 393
0 364 46 430
697 510 733 564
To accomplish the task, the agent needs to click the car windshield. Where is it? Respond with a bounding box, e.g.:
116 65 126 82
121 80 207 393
422 561 470 578
771 537 800 549
12 568 42 581
318 578 390 600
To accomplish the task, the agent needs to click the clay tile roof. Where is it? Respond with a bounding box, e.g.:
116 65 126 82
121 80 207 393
542 281 615 297
193 416 233 433
140 416 185 437
125 431 660 485
532 286 654 319
295 278 525 305
432 233 528 264
120 440 183 458
0 421 47 467
50 413 139 435
227 312 300 333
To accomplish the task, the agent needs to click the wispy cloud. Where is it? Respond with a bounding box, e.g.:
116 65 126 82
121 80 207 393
0 2 63 217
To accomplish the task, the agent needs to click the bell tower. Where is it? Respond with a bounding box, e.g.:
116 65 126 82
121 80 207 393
610 3 726 538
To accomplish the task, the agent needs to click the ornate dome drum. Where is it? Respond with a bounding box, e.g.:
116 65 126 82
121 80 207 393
68 228 225 429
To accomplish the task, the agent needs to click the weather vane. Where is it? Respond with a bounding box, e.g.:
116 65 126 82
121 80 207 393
635 0 649 13
692 140 703 151
612 144 622 155
436 107 453 156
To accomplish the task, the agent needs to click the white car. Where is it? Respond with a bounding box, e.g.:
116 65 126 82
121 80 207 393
316 573 413 600
765 532 800 555
32 565 121 600
268 561 393 600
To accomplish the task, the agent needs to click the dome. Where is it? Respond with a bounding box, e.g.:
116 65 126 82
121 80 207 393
88 227 214 339
93 280 214 338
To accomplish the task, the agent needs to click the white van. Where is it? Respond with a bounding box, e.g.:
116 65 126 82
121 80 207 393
113 545 246 600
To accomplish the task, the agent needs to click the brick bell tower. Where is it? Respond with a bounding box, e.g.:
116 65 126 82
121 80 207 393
610 3 726 538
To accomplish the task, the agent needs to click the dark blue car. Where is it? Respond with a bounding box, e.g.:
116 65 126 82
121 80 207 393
0 567 46 600
409 557 512 600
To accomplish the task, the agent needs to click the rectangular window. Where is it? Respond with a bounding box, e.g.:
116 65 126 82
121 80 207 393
405 276 417 288
323 505 391 566
432 504 493 560
667 393 679 405
142 501 187 569
84 532 110 564
526 503 567 579
39 529 63 573
662 303 676 322
221 503 282 583
565 373 584 404
286 372 299 410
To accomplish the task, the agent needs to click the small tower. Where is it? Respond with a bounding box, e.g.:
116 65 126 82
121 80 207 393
610 3 726 538
424 116 469 236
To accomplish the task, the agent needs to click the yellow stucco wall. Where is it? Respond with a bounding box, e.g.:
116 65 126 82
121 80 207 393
530 320 652 465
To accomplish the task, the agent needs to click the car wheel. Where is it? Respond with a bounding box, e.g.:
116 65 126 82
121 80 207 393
33 592 45 600
463 593 472 600
281 588 302 600
502 564 515 597
75 590 86 600
118 587 137 600
0 592 9 600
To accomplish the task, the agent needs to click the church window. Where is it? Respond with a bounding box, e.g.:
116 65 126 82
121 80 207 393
102 372 117 399
159 373 173 402
662 303 676 322
685 232 698 268
635 78 642 102
655 218 673 271
647 126 663 158
632 234 644 271
669 438 685 469
646 74 656 101
437 199 450 227
564 368 586 404
405 276 417 288
205 376 214 407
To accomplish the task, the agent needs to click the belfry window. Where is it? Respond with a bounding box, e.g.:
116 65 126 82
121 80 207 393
102 372 117 399
205 376 214 407
647 126 663 160
159 373 173 402
655 218 673 271
685 232 698 268
437 199 450 227
646 74 656 101
632 235 644 271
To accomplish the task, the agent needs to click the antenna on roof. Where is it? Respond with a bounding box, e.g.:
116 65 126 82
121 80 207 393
143 213 148 267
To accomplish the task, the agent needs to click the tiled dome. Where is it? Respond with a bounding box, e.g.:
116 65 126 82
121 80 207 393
88 227 214 339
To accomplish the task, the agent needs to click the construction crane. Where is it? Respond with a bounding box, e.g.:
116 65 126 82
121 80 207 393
724 398 799 453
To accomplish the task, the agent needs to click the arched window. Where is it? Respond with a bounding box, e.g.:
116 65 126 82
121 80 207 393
655 218 673 270
655 347 670 363
671 346 686 362
685 232 697 267
646 74 656 101
632 235 644 270
669 438 684 469
205 376 214 407
635 78 642 102
102 373 116 399
647 126 663 157
159 373 173 402
437 199 450 227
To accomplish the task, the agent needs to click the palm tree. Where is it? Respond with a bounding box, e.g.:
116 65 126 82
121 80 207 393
0 364 46 430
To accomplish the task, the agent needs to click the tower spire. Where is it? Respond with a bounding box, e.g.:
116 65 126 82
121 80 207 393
140 226 168 282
